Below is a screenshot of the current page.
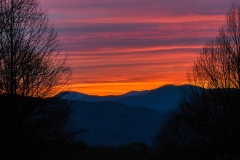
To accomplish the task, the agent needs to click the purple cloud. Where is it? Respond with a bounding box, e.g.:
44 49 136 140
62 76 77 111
40 0 238 95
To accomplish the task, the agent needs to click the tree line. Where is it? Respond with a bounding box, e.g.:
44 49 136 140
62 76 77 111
155 4 240 160
0 0 76 159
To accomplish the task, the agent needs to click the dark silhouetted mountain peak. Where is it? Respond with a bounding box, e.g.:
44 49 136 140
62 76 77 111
55 91 88 100
122 90 150 97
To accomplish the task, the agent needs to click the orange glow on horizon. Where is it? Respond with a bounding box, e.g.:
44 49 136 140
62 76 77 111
69 81 184 96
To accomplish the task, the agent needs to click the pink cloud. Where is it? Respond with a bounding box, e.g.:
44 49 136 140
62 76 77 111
40 0 238 95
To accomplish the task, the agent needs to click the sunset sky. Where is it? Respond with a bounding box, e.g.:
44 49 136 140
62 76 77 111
41 0 237 95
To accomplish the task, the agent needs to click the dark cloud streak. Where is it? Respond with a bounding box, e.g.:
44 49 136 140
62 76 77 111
41 0 238 95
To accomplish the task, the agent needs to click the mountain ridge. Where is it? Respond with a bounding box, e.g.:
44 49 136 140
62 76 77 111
56 84 184 98
70 100 165 146
62 84 197 146
57 84 192 111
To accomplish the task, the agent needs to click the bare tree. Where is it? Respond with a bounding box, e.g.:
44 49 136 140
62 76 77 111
187 4 240 91
0 0 71 98
186 3 240 146
0 1 77 159
155 4 240 159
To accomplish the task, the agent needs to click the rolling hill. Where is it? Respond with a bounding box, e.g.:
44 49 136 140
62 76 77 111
70 100 165 146
59 85 193 146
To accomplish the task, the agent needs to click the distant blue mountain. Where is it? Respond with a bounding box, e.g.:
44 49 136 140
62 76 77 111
70 100 165 146
56 91 88 100
59 85 195 146
59 84 189 111
122 90 150 97
117 84 183 111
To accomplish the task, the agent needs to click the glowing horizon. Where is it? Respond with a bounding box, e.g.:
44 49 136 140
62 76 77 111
41 0 237 95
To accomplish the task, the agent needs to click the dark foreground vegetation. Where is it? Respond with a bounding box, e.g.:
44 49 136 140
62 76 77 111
154 4 240 160
0 0 72 159
0 95 77 159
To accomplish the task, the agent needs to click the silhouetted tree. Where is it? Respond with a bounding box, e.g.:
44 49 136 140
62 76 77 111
155 4 240 159
0 0 75 159
0 0 70 97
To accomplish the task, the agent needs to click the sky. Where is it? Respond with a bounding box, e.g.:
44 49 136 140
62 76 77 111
41 0 237 95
